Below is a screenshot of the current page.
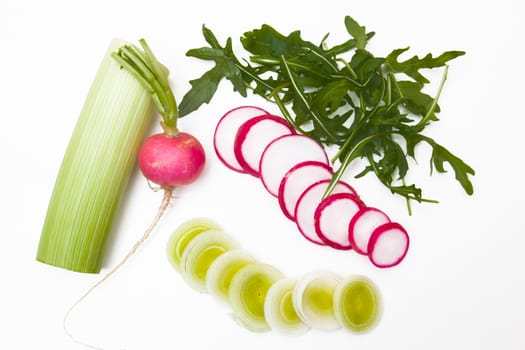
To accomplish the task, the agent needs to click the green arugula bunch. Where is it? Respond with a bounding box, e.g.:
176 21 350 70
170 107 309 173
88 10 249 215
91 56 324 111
179 16 475 212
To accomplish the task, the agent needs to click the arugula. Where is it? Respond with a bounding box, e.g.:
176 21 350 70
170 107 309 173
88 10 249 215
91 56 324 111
180 16 475 213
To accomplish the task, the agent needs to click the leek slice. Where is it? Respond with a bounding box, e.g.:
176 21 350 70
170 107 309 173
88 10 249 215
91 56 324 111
167 217 222 271
229 262 285 332
333 275 382 333
179 230 239 292
206 249 256 303
36 39 156 273
293 271 342 331
264 278 310 334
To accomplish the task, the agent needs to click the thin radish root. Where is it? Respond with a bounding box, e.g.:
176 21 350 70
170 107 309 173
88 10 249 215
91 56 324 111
63 188 174 350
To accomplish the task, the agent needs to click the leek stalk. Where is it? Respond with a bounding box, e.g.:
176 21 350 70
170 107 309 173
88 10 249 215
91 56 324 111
37 39 156 273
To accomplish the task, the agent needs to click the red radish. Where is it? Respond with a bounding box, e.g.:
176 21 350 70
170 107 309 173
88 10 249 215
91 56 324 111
259 134 329 197
367 222 409 268
295 179 357 245
278 161 334 220
314 193 365 250
138 132 205 187
348 207 390 256
233 114 295 176
214 106 268 173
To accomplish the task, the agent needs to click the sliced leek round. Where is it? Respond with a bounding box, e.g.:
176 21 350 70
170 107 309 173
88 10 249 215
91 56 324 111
179 229 239 292
264 278 310 334
228 262 285 332
292 271 342 331
167 217 222 271
333 275 382 333
206 249 256 303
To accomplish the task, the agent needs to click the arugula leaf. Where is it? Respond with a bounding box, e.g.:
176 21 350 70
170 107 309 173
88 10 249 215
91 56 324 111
385 47 466 84
344 15 368 50
179 26 247 117
179 15 474 211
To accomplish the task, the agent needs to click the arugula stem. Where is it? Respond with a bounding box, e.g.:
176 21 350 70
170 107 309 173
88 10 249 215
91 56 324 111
331 77 386 163
250 55 332 81
417 65 449 127
402 177 413 216
336 58 358 80
324 133 379 198
279 55 338 141
302 47 339 72
270 92 308 133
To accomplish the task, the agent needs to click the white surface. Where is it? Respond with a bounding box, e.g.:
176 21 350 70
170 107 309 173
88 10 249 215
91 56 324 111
1 0 524 349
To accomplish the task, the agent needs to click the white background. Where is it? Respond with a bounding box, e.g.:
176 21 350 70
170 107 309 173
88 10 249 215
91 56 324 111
1 0 524 349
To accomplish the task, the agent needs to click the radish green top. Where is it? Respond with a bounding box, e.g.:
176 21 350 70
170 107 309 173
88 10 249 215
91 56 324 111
112 39 180 135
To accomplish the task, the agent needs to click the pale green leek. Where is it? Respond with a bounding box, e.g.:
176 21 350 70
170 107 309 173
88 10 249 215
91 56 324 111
37 39 156 273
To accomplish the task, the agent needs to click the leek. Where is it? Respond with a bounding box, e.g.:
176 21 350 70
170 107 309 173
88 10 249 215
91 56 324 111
179 230 240 292
206 249 256 303
37 39 156 273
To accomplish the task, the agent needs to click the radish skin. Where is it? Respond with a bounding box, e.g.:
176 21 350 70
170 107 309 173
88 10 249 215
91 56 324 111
233 114 295 177
138 132 206 188
348 207 391 255
315 193 365 250
295 179 357 245
278 161 334 221
259 134 329 197
367 222 409 268
214 106 269 173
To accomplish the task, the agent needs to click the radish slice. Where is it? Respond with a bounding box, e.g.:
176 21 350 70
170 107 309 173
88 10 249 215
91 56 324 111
348 207 391 255
314 193 365 250
295 179 357 245
278 161 334 221
260 134 329 197
367 222 409 268
214 106 268 173
333 275 382 333
264 278 310 334
233 114 295 177
292 271 342 331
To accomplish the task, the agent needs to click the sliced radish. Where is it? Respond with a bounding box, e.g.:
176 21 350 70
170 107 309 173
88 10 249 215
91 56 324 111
348 207 390 256
314 193 365 250
233 114 295 177
278 161 334 221
295 179 357 245
259 134 329 197
367 222 409 268
214 106 268 173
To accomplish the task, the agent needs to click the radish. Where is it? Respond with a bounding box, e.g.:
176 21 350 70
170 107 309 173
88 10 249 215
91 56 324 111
259 134 329 197
314 193 365 250
233 114 295 176
214 105 269 173
295 179 357 245
367 222 409 268
348 207 391 256
138 132 205 187
64 40 207 349
278 161 334 221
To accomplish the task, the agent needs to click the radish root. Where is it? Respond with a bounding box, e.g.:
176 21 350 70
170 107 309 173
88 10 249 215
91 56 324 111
63 188 174 350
